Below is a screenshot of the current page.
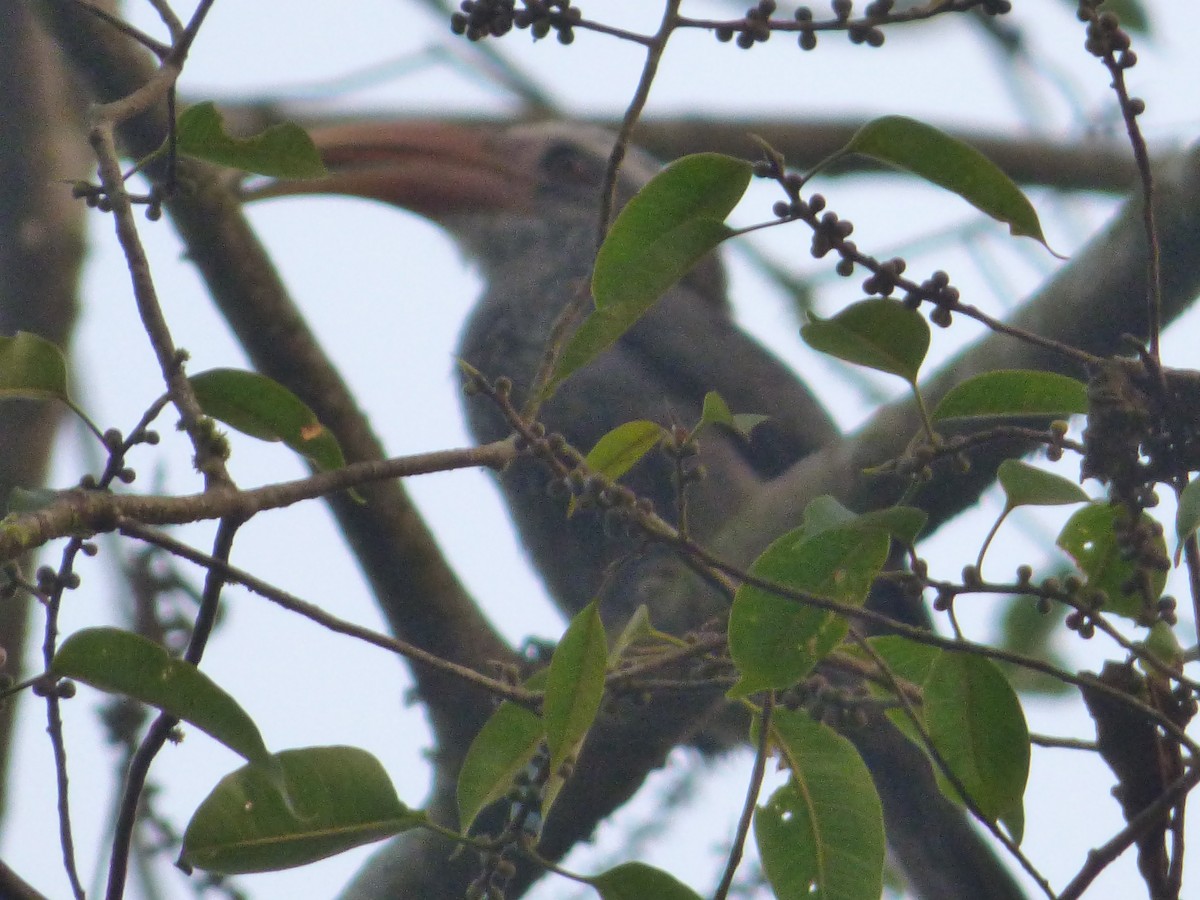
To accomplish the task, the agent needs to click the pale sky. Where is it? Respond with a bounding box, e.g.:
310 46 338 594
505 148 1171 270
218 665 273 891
6 2 1200 898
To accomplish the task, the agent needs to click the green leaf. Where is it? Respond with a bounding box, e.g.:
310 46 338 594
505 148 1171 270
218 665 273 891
190 368 346 472
792 495 857 539
1057 501 1167 622
729 523 889 696
0 331 69 402
181 746 421 874
543 602 608 815
545 153 752 395
996 594 1072 696
1056 0 1150 33
844 115 1052 249
698 391 768 439
924 653 1030 827
1175 476 1200 560
756 708 884 900
788 496 925 546
582 420 663 482
998 460 1089 510
176 102 327 179
52 627 270 766
801 298 929 383
933 370 1088 421
456 700 544 834
590 862 702 900
607 604 656 666
856 635 940 746
855 505 928 546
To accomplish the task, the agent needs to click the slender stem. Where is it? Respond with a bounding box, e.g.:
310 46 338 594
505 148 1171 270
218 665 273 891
105 518 239 900
118 522 538 709
713 692 774 900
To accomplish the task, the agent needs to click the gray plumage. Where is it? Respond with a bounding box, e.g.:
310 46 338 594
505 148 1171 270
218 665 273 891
302 120 1028 900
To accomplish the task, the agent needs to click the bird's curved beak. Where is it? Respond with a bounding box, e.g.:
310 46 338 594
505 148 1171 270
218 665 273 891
247 120 536 220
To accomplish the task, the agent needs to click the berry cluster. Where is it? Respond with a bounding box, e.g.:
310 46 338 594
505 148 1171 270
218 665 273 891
450 0 581 43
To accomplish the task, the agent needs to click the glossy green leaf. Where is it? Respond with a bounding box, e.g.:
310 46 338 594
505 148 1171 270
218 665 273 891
181 746 420 874
543 601 608 813
190 368 346 472
757 708 884 900
933 370 1088 421
924 653 1029 828
52 627 270 766
998 460 1088 510
0 331 69 402
456 699 544 834
591 862 702 900
177 102 327 178
845 116 1050 248
546 153 751 395
1057 501 1167 622
801 298 929 383
729 523 889 696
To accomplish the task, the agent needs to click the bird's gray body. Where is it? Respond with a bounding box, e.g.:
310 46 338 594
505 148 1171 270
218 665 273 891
302 120 1027 900
455 127 839 632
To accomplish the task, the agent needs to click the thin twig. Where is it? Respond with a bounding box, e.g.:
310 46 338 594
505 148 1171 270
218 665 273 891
118 522 537 709
105 518 239 900
713 692 774 900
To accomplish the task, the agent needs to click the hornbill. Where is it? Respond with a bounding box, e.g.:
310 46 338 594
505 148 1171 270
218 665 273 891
261 120 1028 900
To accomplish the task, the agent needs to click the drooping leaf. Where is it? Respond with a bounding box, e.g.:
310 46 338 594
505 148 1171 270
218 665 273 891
1057 501 1167 622
546 153 752 395
998 460 1089 510
729 522 889 696
457 699 544 834
190 368 346 472
176 102 327 179
756 708 884 900
801 298 929 383
590 862 702 900
924 652 1030 831
543 602 608 815
0 331 69 402
844 116 1052 250
181 746 421 874
933 370 1088 421
52 627 270 767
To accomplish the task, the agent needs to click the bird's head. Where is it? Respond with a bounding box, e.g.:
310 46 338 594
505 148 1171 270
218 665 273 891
250 120 662 269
